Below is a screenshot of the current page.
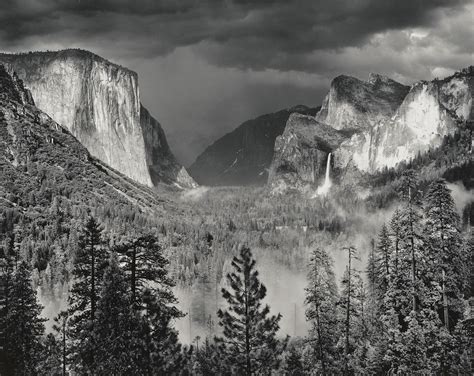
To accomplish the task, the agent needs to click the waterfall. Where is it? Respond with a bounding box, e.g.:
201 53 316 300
315 153 332 196
324 152 331 186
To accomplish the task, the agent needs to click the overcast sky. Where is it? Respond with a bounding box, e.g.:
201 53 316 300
1 0 473 165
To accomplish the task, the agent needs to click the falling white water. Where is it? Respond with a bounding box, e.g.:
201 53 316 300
315 153 332 196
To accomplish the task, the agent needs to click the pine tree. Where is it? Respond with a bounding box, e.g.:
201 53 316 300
398 171 424 313
383 198 437 373
338 246 361 375
337 246 370 375
304 247 339 375
1 234 17 326
114 234 178 312
4 261 45 375
141 287 187 375
283 347 304 376
0 246 7 375
383 209 409 326
375 224 391 298
424 178 465 330
366 225 392 366
395 310 440 374
51 312 68 376
216 247 285 375
389 208 403 276
365 238 388 374
424 179 471 373
92 254 143 374
66 216 108 373
366 239 377 291
114 234 185 374
39 334 62 376
466 232 473 372
194 338 227 376
379 177 472 374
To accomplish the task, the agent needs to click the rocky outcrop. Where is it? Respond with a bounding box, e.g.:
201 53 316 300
270 67 473 191
268 113 350 192
0 49 195 188
189 105 319 186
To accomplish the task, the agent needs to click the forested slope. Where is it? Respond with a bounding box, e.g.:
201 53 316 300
0 65 182 270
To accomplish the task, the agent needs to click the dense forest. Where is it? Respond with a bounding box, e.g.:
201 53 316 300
0 88 473 374
1 163 473 375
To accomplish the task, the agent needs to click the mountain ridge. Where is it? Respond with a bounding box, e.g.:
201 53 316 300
189 105 319 186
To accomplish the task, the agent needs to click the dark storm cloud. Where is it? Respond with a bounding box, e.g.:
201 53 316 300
0 0 471 165
0 0 470 71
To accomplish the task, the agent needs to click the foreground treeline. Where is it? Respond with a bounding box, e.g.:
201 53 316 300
0 175 473 375
188 175 473 375
301 175 473 375
0 218 187 375
0 220 288 375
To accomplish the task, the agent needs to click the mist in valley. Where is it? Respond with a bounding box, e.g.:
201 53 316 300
172 179 473 344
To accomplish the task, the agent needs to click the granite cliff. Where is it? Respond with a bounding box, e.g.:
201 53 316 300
0 49 195 188
334 69 472 173
270 67 473 191
0 65 169 215
268 113 351 192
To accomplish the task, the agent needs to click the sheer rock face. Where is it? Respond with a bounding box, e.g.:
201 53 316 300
189 105 319 186
140 105 196 188
334 71 472 172
0 65 168 214
0 49 196 188
270 67 473 191
268 113 350 192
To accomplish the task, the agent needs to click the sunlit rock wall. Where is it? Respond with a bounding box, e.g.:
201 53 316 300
0 49 196 188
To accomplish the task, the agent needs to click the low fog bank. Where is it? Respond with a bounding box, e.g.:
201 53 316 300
447 182 474 215
173 252 310 344
170 186 402 344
